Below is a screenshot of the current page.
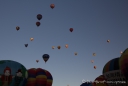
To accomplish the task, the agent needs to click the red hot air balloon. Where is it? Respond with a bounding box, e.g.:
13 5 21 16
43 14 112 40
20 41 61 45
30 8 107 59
36 22 40 27
50 4 55 9
69 28 73 32
37 14 42 20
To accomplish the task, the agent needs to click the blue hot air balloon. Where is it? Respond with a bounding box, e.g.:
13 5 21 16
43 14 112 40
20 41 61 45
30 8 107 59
42 54 50 63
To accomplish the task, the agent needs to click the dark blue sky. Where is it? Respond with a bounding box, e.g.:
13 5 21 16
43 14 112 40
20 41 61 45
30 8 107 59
0 0 128 86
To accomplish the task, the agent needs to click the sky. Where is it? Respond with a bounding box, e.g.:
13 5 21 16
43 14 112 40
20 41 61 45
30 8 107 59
0 0 128 86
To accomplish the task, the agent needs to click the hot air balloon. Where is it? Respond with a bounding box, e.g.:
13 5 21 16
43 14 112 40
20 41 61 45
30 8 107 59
75 52 77 55
52 46 55 49
44 70 53 86
0 60 28 86
37 14 42 20
69 28 73 32
103 57 126 86
57 46 61 49
50 4 55 9
16 26 20 31
36 22 40 27
36 60 39 63
119 48 128 86
91 60 94 63
120 51 123 54
93 75 108 86
107 40 110 43
27 68 53 86
65 44 68 48
93 53 96 56
25 44 28 47
26 68 37 86
94 66 96 69
42 54 50 63
30 38 34 41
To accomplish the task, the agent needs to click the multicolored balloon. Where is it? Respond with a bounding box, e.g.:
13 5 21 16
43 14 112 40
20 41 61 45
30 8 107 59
27 68 53 86
119 48 128 84
44 70 53 86
103 57 126 86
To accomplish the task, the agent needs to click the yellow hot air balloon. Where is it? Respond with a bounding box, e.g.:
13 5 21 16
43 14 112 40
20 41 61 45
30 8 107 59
74 52 77 55
30 38 34 41
93 53 96 56
65 44 68 48
52 46 55 49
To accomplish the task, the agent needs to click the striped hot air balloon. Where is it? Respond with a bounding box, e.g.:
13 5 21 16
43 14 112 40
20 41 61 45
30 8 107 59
36 68 47 86
26 68 37 86
44 70 53 86
27 68 53 86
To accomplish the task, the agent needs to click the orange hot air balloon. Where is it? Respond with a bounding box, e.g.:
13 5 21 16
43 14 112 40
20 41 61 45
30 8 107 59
65 44 68 48
93 53 96 56
52 46 55 49
74 52 77 55
50 4 55 9
30 38 34 41
57 46 61 49
91 60 94 63
16 26 20 31
94 66 96 69
107 40 110 43
36 60 39 63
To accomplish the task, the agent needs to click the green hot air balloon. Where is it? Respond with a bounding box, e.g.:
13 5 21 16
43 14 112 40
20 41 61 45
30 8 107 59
42 54 50 63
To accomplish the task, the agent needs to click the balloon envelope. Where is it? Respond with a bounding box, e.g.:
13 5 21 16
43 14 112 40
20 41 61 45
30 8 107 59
69 28 73 32
50 4 55 9
25 44 28 47
30 38 34 41
27 68 53 86
37 14 42 20
0 60 28 86
36 22 40 26
42 54 50 63
65 44 68 48
16 26 20 31
119 48 128 80
103 57 126 86
57 46 61 49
